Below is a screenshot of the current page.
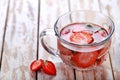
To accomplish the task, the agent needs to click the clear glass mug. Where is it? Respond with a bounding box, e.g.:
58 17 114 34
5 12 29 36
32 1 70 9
40 11 114 70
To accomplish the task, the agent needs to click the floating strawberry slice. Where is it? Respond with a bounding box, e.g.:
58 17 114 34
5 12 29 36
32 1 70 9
95 28 107 37
61 29 70 35
71 51 98 68
30 59 44 71
70 31 93 44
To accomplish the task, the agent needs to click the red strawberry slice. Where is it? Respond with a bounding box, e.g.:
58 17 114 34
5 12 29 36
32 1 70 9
95 28 107 37
70 31 93 44
61 29 70 35
30 59 43 71
71 51 98 68
42 60 56 75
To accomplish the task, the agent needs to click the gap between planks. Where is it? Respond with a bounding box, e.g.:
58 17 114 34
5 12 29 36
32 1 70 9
0 0 10 70
36 0 41 80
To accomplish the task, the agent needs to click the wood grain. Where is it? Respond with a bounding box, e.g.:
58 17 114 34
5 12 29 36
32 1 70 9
38 0 75 80
69 0 100 11
0 0 38 80
99 0 120 80
0 0 9 63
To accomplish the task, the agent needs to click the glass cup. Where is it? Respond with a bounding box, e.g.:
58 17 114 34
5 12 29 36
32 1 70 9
40 10 115 70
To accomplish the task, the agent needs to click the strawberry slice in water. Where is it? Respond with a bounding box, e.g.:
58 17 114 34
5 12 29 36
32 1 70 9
61 29 70 35
94 28 108 37
70 31 93 44
71 51 98 68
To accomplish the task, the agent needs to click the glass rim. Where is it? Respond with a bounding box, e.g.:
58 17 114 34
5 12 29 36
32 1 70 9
54 10 115 47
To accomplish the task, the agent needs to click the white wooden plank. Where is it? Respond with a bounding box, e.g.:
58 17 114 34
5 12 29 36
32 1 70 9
69 0 100 11
38 0 75 80
99 0 120 80
0 0 38 80
0 0 9 62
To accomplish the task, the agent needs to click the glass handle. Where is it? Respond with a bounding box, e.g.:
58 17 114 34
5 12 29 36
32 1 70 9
40 28 58 56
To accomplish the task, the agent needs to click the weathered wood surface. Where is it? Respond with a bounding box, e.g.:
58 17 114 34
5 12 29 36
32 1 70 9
0 0 120 80
0 0 38 80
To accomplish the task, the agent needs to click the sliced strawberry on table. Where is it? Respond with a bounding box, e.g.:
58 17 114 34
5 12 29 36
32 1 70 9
30 59 44 71
42 60 56 75
70 31 93 44
71 51 98 68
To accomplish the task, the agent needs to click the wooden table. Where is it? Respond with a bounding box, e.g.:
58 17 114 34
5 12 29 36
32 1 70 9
0 0 120 80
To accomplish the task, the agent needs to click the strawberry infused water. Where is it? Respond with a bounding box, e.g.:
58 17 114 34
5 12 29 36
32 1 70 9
58 23 111 69
40 11 114 71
